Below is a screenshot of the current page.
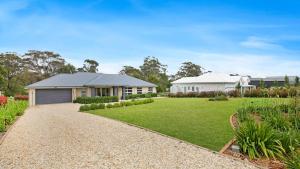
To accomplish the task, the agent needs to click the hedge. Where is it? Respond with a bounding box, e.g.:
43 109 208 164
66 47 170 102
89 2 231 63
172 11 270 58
73 96 119 104
168 87 298 98
79 98 154 111
125 93 157 100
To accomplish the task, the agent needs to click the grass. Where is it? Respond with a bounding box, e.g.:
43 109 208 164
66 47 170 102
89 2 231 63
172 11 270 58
88 98 285 151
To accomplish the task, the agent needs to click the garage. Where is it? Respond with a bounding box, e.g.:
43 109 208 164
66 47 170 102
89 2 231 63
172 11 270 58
35 89 72 105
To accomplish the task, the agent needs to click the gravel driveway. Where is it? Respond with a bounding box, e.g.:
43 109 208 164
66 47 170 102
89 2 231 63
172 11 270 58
0 103 257 169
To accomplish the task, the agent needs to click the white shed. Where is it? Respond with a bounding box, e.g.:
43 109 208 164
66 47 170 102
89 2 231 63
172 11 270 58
170 72 250 94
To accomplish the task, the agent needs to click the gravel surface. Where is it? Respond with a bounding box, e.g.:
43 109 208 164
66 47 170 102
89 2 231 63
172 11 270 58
0 103 257 169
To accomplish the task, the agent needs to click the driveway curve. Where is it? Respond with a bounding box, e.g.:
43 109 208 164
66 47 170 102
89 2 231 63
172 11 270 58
0 103 257 169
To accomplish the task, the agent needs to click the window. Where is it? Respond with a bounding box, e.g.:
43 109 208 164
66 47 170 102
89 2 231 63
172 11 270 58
125 87 132 95
192 86 194 92
196 87 199 92
188 86 190 90
81 89 87 97
96 88 110 96
148 87 153 93
137 87 142 94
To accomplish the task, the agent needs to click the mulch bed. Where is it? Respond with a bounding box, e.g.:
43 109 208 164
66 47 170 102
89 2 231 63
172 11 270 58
220 113 286 169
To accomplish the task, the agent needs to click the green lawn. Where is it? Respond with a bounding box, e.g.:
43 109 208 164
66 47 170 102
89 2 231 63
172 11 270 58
88 98 277 151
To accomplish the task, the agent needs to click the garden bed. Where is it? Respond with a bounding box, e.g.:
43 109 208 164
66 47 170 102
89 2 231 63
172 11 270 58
220 97 300 169
220 113 285 169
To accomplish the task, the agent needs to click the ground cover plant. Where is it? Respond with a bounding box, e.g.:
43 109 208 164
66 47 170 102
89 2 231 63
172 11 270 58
87 98 283 151
235 91 300 168
0 100 28 132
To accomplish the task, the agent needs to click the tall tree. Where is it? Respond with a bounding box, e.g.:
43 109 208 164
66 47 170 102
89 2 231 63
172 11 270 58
140 56 169 92
81 59 99 73
295 76 299 87
120 66 143 79
22 50 65 79
58 63 77 74
176 62 202 78
285 75 290 88
0 52 24 96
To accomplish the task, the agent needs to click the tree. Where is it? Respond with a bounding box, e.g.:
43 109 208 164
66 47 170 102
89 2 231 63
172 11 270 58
120 66 143 79
22 50 65 79
295 76 299 87
58 63 77 74
259 80 265 89
176 62 202 78
0 52 25 96
285 75 290 88
140 56 169 92
81 59 99 73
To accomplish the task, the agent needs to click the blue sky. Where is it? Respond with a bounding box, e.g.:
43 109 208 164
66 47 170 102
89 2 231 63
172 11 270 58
0 0 299 77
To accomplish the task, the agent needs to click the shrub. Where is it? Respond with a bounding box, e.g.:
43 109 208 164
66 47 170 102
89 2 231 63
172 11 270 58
237 107 252 123
79 105 90 111
112 103 121 108
0 100 28 132
235 121 284 159
228 90 240 97
90 104 98 110
125 93 157 100
208 95 228 101
289 88 298 97
14 95 29 101
73 96 118 104
106 103 113 108
277 129 300 155
0 96 7 106
79 103 105 111
284 153 300 169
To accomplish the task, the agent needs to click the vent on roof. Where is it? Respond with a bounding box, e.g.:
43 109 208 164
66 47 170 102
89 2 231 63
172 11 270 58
230 74 239 76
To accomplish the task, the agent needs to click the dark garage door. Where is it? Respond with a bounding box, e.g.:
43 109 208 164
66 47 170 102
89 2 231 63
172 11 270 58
36 89 72 105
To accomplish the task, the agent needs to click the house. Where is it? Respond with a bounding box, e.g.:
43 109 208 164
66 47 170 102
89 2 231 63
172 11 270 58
250 76 298 88
26 72 157 106
170 72 251 94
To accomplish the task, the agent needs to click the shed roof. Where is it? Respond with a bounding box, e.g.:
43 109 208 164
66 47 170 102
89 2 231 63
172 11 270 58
26 72 156 88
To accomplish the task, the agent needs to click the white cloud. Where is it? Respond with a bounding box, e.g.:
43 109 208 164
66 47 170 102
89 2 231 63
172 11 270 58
240 36 282 49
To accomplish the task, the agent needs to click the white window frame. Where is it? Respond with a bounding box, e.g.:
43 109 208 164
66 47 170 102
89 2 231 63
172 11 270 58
148 87 153 93
81 89 87 97
137 87 143 94
125 87 132 95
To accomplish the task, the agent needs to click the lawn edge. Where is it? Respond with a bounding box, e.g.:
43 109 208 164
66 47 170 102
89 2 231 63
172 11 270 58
85 111 260 168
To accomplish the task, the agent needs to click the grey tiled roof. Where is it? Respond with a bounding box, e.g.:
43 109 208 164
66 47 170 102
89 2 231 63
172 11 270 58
26 72 157 88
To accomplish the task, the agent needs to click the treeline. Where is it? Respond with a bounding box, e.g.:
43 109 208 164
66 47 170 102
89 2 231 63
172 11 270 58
0 50 99 96
0 50 203 96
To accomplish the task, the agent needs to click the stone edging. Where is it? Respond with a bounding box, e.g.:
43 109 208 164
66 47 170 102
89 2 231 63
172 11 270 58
0 109 28 145
86 111 259 168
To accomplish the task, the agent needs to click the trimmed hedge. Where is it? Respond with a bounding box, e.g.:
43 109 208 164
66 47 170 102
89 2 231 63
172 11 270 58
79 98 154 111
73 96 119 104
168 87 298 98
125 93 157 100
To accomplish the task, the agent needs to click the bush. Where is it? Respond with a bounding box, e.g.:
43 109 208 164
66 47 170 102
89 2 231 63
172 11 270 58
14 95 29 101
284 153 300 169
73 96 118 104
228 90 240 97
79 103 105 111
208 95 228 101
0 96 7 106
106 104 113 108
0 100 28 132
125 93 157 100
277 129 300 155
235 121 284 159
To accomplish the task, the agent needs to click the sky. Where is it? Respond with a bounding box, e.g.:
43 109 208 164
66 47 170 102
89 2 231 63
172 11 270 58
0 0 299 77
